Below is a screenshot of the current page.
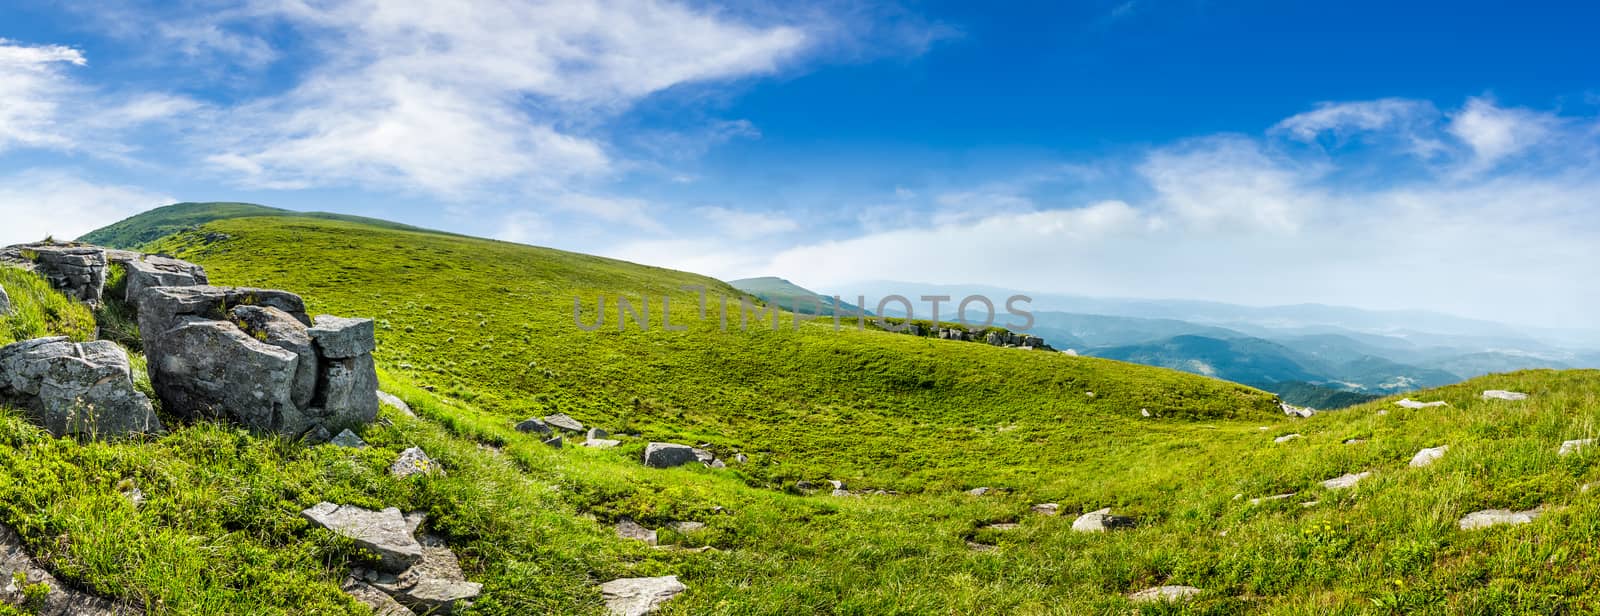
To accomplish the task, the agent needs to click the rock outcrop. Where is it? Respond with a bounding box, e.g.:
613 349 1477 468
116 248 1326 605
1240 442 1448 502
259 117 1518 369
137 286 377 440
542 413 584 433
1280 402 1317 418
600 576 686 616
1559 439 1593 456
1409 445 1448 468
358 534 482 615
0 337 163 438
1458 508 1542 530
2 522 143 615
615 518 658 546
1 244 107 304
104 251 209 304
302 503 424 573
390 447 443 479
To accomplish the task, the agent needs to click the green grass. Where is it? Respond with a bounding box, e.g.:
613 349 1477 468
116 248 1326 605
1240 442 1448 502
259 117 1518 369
3 212 1599 614
76 202 450 249
0 267 95 346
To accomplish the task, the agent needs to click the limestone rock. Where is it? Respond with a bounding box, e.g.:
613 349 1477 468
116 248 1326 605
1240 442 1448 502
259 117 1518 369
302 503 423 573
1071 508 1135 532
331 429 368 449
1 522 142 615
342 578 417 616
377 390 415 417
514 417 553 436
967 487 991 496
1395 398 1448 409
1482 390 1529 401
5 244 107 304
1274 433 1302 443
391 447 443 479
543 435 563 448
367 535 481 615
308 315 376 359
229 305 319 409
582 439 621 449
1031 503 1060 516
669 521 705 533
1280 402 1317 418
145 316 299 432
1321 472 1371 490
542 413 584 433
106 252 208 304
615 518 658 545
1130 585 1202 603
1248 493 1296 505
642 442 697 468
600 576 686 616
317 353 380 429
0 337 162 438
1459 508 1542 530
1409 445 1448 468
587 427 609 440
1559 439 1594 456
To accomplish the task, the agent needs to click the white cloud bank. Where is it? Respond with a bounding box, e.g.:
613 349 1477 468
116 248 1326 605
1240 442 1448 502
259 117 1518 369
0 170 175 245
617 97 1600 329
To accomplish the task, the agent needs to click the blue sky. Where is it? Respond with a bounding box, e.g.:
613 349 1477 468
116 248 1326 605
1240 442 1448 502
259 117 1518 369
3 1 1600 328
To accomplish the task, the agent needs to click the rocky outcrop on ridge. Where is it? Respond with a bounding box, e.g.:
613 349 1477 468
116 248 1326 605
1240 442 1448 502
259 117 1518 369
0 337 162 438
0 244 108 304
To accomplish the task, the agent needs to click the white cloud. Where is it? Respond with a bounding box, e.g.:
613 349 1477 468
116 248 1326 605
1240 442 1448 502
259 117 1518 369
1273 98 1436 141
0 170 174 245
1447 97 1559 168
695 206 799 238
0 39 88 152
202 0 810 197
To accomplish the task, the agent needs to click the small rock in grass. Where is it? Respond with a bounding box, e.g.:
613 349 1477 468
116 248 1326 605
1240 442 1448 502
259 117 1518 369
343 578 417 616
586 427 608 440
1560 439 1594 456
1396 398 1448 409
642 442 697 468
1032 503 1060 516
542 413 584 433
966 541 997 552
377 390 415 417
390 447 443 479
582 439 621 449
1248 493 1296 505
1129 585 1202 603
734 453 748 464
331 429 368 449
983 522 1020 531
1071 508 1134 532
669 521 705 533
1482 390 1529 401
302 503 423 573
542 436 563 448
1409 445 1448 468
601 576 686 616
1343 438 1366 445
1459 508 1542 530
1321 472 1371 490
1274 433 1302 443
616 518 657 546
967 487 990 496
514 417 552 436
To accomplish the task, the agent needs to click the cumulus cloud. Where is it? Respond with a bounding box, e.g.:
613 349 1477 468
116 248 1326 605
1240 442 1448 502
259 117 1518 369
0 170 175 245
1447 96 1561 168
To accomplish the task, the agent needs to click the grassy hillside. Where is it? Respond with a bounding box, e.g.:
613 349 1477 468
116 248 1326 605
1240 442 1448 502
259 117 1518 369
4 212 1599 614
76 202 444 249
727 276 872 317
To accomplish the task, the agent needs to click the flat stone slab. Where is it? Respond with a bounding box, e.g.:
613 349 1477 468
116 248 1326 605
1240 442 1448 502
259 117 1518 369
302 503 423 573
1396 398 1449 409
601 576 686 616
1274 433 1302 443
1410 445 1448 467
1482 390 1529 401
1560 439 1594 456
1321 472 1371 490
1129 585 1202 603
1459 508 1542 530
1249 493 1296 505
542 413 584 433
377 390 415 417
582 439 622 449
616 518 658 546
1031 503 1060 516
342 578 417 616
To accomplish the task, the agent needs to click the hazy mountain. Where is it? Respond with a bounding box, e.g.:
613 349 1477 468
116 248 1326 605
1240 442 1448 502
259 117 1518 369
728 276 872 317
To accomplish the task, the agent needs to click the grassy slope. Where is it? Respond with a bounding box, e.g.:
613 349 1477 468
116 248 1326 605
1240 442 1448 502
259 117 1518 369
76 202 445 249
1 214 1597 614
727 276 871 317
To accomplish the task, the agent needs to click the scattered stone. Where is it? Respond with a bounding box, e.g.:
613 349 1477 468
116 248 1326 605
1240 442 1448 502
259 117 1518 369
600 576 686 616
586 427 609 440
1459 508 1542 530
1300 501 1320 508
121 486 146 508
734 453 748 464
0 337 163 438
1 522 142 615
1129 585 1202 604
1140 408 1151 417
1343 438 1366 445
1249 493 1296 505
616 518 658 545
542 413 584 433
965 541 997 552
1560 439 1594 456
1409 445 1448 468
1031 503 1060 516
1396 398 1449 409
514 417 552 436
1274 433 1302 443
1377 410 1389 416
364 534 482 615
543 436 563 448
709 458 727 469
391 447 443 479
692 448 717 466
377 390 415 417
669 521 706 533
342 578 417 616
1321 472 1371 490
1280 402 1317 418
642 443 698 468
1482 390 1529 401
827 480 846 490
301 503 423 573
582 439 621 449
795 480 817 493
1071 508 1135 532
331 429 368 449
967 487 991 496
983 523 1021 531
830 489 852 497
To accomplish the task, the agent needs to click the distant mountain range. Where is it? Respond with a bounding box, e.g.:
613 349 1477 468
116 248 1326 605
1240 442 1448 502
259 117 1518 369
748 279 1600 409
728 277 873 317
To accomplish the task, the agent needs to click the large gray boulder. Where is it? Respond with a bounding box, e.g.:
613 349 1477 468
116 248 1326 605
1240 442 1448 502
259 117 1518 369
105 251 208 304
0 337 162 438
317 352 379 428
302 503 423 573
146 316 300 432
137 286 311 341
600 576 686 616
229 305 319 409
2 522 143 615
542 413 584 433
1 244 107 304
642 442 698 468
309 315 376 359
